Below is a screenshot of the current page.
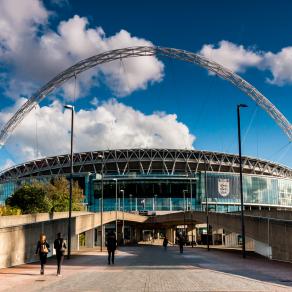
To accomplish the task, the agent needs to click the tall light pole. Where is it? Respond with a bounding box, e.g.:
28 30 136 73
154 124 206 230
100 172 104 251
64 105 74 259
204 155 210 251
183 189 187 239
120 189 125 245
98 154 104 252
237 104 248 258
190 178 194 247
114 179 118 242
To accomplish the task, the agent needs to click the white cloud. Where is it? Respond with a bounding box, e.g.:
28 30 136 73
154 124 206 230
0 99 195 164
199 40 292 86
0 0 48 53
0 2 164 100
199 40 262 73
263 47 292 86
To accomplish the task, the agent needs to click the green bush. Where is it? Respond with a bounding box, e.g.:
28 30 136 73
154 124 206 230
5 177 85 214
0 205 22 216
6 183 52 214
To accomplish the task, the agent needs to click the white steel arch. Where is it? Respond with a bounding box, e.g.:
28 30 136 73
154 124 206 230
0 46 291 145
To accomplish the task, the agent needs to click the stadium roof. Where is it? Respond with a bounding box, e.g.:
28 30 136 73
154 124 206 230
1 149 291 183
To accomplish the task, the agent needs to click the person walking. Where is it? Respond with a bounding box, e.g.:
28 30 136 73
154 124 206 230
163 236 168 251
54 232 67 276
178 235 184 254
35 233 50 275
106 231 117 265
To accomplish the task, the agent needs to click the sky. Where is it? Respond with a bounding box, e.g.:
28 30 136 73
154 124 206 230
0 0 292 170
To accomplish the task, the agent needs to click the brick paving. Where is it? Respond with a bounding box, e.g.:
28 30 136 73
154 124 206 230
0 246 291 292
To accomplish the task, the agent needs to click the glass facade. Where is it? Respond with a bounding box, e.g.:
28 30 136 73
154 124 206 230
89 177 198 212
1 171 292 211
0 177 50 205
201 172 292 210
0 181 18 204
88 172 292 212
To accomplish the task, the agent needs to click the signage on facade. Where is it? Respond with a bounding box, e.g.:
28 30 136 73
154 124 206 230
218 179 230 197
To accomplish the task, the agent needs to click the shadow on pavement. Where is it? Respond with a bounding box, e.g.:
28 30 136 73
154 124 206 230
3 245 292 288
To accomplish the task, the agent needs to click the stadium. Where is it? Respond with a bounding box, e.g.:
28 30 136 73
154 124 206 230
1 148 292 211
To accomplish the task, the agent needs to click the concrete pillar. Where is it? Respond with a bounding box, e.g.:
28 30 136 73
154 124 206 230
187 227 196 243
166 227 176 245
85 229 95 248
95 227 102 246
70 234 79 251
173 228 176 245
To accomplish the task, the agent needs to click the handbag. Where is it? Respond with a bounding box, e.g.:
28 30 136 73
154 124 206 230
40 243 49 254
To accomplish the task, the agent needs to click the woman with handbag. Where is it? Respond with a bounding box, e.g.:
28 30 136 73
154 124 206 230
54 232 67 276
35 233 50 275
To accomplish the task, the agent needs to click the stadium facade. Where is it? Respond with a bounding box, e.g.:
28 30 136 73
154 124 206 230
0 149 292 211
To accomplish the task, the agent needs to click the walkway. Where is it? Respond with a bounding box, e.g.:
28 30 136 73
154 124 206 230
0 246 291 292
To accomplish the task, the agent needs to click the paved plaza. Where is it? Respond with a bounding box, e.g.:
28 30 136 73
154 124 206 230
0 246 291 292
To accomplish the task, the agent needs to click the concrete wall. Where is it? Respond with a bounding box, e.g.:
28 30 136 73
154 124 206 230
151 211 292 262
0 211 147 268
0 217 77 268
225 232 239 248
0 212 88 228
269 219 292 262
254 240 272 259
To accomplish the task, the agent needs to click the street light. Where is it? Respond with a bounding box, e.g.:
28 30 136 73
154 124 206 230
183 189 188 239
97 154 104 252
204 155 210 251
237 104 248 258
113 179 118 242
120 189 125 245
64 104 74 259
190 178 194 248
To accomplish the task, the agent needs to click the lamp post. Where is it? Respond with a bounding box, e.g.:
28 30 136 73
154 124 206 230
190 178 194 248
237 104 248 258
120 189 125 245
98 154 104 252
64 105 74 259
204 155 210 251
113 178 118 242
183 189 187 239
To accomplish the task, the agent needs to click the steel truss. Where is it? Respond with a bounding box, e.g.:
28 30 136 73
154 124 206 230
0 46 291 146
0 149 291 183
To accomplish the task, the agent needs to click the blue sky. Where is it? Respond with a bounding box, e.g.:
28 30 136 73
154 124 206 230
0 0 292 169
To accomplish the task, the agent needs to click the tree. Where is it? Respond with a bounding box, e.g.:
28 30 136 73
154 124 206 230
45 177 84 212
6 182 52 214
5 177 84 214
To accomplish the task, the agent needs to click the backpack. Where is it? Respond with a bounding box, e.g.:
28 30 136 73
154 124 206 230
55 238 66 253
60 239 66 252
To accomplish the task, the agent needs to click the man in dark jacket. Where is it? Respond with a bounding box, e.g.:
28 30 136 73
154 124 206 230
163 236 168 251
106 231 117 265
54 232 67 276
178 235 185 254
